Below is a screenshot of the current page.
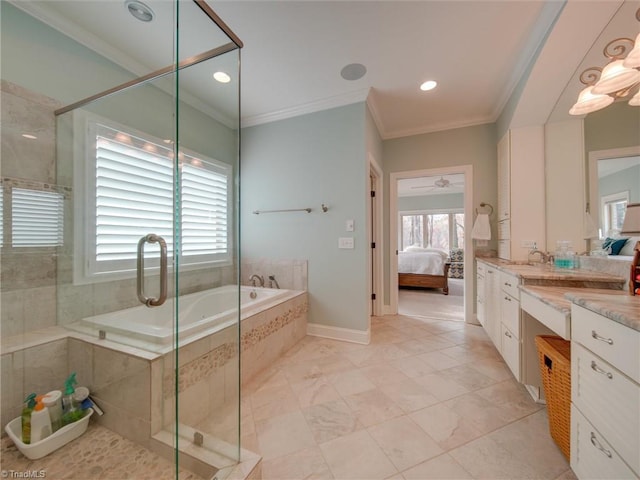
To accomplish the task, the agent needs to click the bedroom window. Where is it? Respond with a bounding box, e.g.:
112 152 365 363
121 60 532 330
401 211 463 251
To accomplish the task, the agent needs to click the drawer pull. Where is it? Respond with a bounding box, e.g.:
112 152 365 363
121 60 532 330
504 296 511 302
504 331 512 338
591 330 613 345
590 361 613 379
590 432 612 458
504 282 512 287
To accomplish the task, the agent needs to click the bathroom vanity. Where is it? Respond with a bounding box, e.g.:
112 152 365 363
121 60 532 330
476 257 640 479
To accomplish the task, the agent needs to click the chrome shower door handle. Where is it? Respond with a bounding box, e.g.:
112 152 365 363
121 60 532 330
137 234 168 307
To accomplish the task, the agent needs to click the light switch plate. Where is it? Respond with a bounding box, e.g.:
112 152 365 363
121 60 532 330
338 237 354 249
345 219 355 232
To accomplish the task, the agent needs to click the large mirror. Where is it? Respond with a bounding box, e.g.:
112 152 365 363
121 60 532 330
545 0 640 253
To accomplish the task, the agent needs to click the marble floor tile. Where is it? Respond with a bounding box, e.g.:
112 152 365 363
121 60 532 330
367 416 443 471
236 311 574 480
342 389 405 427
378 377 440 413
319 430 398 480
291 375 343 408
327 369 377 396
401 453 473 480
302 398 363 444
261 446 334 480
359 363 410 387
409 402 484 450
254 410 316 460
412 371 470 401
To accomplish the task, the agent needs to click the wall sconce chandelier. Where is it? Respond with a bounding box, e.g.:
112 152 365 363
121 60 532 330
570 8 640 115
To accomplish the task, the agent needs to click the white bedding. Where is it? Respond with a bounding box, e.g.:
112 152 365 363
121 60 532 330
398 250 447 275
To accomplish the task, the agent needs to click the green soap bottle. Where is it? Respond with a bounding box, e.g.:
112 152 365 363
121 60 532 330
21 393 37 444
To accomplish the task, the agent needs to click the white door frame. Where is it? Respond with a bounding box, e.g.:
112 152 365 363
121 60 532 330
368 154 384 317
390 165 474 324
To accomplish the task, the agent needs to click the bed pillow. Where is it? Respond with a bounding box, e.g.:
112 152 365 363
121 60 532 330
602 237 629 255
618 236 640 256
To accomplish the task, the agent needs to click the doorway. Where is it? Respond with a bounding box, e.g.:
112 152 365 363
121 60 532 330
390 165 474 323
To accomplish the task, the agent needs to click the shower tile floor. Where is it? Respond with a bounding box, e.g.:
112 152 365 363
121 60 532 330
1 423 202 480
241 314 577 480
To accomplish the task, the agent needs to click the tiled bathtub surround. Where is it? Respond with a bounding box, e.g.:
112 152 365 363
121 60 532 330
242 258 308 290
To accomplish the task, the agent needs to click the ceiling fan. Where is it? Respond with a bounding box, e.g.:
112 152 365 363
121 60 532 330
411 176 464 191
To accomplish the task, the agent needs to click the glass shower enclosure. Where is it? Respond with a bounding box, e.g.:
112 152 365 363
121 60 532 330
1 1 242 478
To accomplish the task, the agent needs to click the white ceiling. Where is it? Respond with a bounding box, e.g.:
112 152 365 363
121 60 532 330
13 1 635 139
14 0 561 138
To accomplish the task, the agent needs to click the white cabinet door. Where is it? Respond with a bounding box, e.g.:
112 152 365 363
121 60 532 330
501 323 521 381
497 131 510 222
485 267 501 348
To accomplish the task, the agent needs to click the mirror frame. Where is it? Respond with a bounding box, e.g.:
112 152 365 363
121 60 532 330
588 144 640 236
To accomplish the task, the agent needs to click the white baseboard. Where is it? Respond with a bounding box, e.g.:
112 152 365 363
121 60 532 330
307 323 370 345
381 304 395 316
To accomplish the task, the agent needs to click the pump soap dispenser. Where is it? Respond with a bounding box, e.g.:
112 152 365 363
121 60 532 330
61 373 84 426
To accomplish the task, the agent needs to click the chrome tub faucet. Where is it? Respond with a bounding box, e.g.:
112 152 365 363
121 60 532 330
249 274 264 287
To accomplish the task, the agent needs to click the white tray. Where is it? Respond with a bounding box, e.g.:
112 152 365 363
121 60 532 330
5 408 93 460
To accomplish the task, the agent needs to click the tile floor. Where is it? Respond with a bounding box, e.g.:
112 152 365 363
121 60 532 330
241 312 576 480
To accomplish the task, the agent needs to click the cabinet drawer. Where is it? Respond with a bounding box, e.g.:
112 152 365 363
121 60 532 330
572 304 640 383
572 343 640 475
501 323 521 381
571 405 637 480
500 294 520 338
500 271 519 299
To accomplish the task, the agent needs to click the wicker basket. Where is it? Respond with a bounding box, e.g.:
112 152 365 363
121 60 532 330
535 335 571 461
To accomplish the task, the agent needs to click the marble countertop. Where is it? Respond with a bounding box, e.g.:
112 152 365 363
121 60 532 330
477 257 625 285
520 285 639 332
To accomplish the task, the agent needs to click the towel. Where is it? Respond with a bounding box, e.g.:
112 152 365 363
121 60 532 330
472 213 491 240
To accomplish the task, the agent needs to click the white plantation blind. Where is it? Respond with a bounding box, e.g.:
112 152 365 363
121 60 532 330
95 127 174 262
88 122 231 277
181 163 228 256
12 188 64 247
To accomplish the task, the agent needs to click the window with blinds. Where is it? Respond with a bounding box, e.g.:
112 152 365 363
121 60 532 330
86 122 231 278
12 187 64 247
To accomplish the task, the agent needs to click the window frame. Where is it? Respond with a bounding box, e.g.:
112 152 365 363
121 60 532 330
398 208 464 252
600 191 629 237
72 111 233 285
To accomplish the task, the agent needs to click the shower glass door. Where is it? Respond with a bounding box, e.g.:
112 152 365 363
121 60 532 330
1 1 241 478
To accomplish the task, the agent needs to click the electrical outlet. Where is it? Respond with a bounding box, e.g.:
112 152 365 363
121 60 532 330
521 240 537 249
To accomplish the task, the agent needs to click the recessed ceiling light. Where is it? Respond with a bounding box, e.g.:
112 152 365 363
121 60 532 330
213 71 231 83
420 80 438 91
340 63 367 81
21 133 37 140
125 0 155 22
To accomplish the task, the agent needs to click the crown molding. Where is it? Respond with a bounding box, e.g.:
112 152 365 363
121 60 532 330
241 88 369 128
382 115 495 140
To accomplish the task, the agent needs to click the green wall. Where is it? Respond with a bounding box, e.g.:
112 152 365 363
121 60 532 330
241 103 370 332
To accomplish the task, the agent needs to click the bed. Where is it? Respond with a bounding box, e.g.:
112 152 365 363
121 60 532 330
398 247 450 295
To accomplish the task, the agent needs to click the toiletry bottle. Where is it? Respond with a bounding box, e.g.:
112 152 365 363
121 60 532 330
21 393 37 444
61 372 84 425
42 390 63 432
30 396 52 443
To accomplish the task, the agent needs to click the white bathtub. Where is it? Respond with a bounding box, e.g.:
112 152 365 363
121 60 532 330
75 285 293 348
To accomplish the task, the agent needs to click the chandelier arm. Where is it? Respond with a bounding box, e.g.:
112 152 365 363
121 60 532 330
579 67 602 86
603 37 635 60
